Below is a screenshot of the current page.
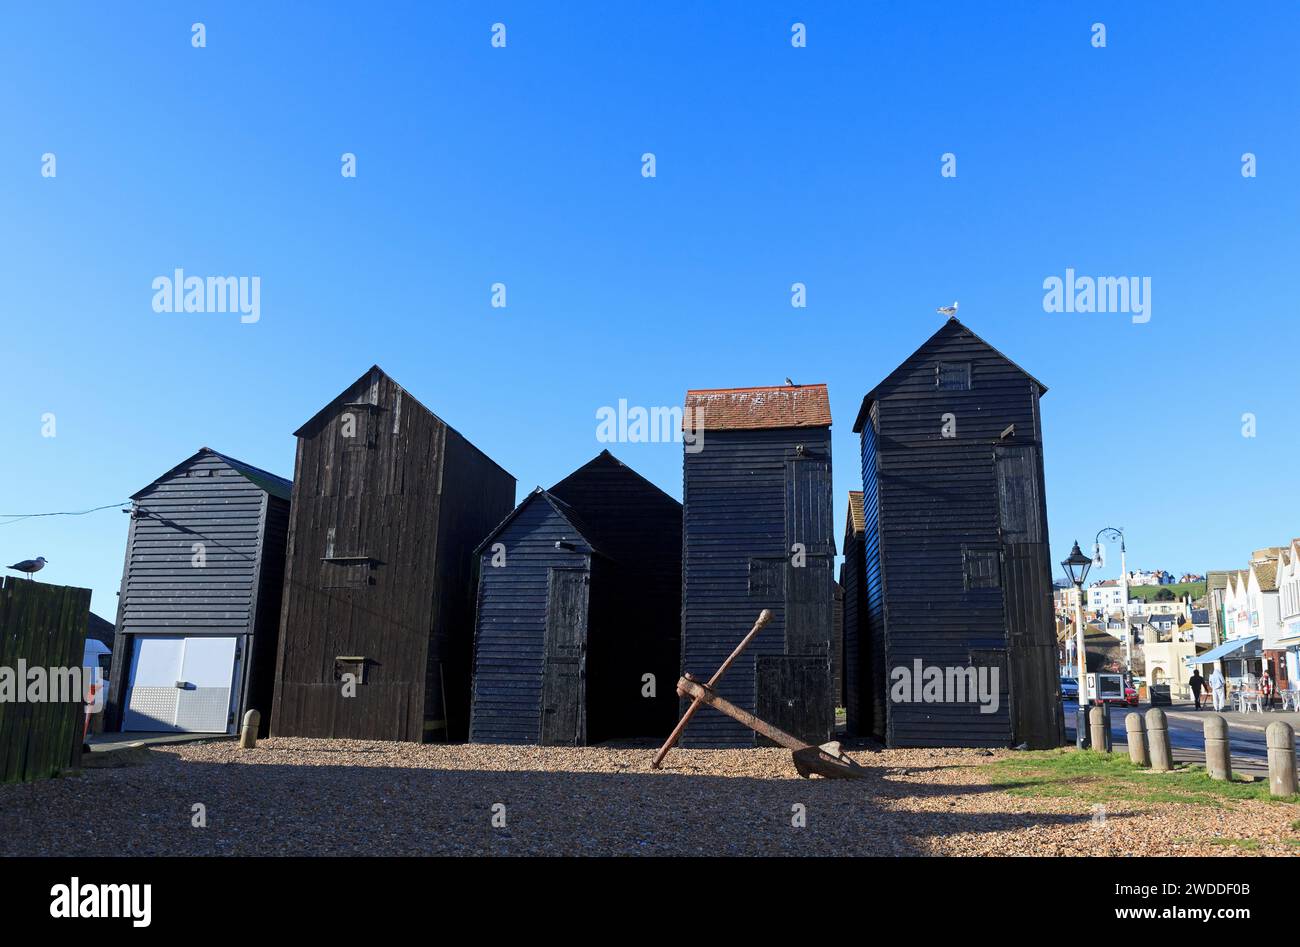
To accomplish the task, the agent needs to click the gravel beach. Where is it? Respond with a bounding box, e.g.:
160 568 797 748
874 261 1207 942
2 738 1297 856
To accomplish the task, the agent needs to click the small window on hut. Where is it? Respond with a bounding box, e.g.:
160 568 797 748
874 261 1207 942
962 546 1001 590
321 556 372 589
937 362 971 391
339 408 371 450
334 656 368 685
748 558 783 598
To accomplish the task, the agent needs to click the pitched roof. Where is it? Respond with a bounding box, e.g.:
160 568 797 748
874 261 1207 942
294 365 513 480
547 450 682 559
205 449 293 500
846 491 865 534
1253 560 1279 592
852 317 1049 433
132 447 292 501
550 450 680 510
473 488 610 559
683 384 831 431
1206 571 1233 591
86 611 115 648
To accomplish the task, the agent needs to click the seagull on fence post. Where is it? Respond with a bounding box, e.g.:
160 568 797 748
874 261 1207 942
937 301 959 317
7 556 47 580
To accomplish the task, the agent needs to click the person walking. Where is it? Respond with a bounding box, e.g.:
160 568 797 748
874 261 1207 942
1260 668 1274 710
1189 669 1205 710
1210 666 1227 712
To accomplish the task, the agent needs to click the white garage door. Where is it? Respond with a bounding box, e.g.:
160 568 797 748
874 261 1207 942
123 636 240 733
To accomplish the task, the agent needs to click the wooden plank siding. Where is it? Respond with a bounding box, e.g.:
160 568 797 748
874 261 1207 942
470 451 682 744
104 449 291 735
860 409 888 741
271 366 515 742
681 419 835 748
470 495 596 744
852 319 1063 749
549 451 682 740
0 579 90 783
841 493 869 735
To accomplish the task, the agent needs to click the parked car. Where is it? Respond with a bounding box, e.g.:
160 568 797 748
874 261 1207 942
1093 688 1138 706
1059 677 1079 700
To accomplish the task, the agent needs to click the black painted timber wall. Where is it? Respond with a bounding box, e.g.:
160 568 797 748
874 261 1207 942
470 452 682 744
841 498 869 735
271 366 515 742
853 320 1063 748
549 452 682 740
681 427 835 747
105 449 290 735
469 494 596 744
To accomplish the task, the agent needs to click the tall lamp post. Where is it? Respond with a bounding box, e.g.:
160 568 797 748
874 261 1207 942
1095 527 1129 673
1062 541 1093 749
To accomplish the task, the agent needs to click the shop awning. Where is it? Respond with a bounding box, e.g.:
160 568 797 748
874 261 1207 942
1185 635 1261 666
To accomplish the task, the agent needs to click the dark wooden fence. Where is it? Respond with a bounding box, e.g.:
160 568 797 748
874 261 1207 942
0 578 90 782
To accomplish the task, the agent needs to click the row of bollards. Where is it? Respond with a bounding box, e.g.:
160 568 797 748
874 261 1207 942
1088 705 1298 796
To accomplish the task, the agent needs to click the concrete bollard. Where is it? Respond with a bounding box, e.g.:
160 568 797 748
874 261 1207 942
1267 721 1297 797
1075 703 1090 750
1125 713 1149 767
1089 706 1110 753
1146 707 1173 772
240 709 261 749
1203 714 1232 781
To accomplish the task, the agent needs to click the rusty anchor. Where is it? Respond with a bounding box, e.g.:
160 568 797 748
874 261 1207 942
651 609 866 779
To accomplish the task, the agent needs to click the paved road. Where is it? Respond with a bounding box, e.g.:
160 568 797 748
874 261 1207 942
1062 700 1285 777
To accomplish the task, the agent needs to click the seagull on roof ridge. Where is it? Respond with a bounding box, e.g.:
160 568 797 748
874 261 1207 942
8 556 47 580
937 301 959 317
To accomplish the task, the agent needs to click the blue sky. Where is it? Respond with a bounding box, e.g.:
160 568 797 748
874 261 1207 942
2 3 1297 616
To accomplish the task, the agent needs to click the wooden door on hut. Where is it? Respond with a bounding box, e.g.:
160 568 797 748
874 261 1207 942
539 567 589 745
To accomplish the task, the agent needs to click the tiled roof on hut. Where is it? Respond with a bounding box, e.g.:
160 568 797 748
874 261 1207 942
847 491 865 533
683 383 831 431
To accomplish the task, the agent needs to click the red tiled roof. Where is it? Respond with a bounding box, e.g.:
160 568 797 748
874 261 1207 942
683 384 831 431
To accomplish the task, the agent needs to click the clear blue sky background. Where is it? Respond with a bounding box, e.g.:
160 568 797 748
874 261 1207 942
2 3 1297 617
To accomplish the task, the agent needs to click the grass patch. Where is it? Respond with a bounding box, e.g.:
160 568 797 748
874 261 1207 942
987 748 1300 808
1208 838 1262 851
1124 582 1206 603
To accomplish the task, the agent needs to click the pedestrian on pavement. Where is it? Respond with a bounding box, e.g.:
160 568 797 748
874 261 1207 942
1210 667 1226 712
1260 668 1274 709
1189 670 1205 710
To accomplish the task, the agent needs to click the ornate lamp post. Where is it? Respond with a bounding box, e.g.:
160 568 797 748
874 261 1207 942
1062 541 1093 748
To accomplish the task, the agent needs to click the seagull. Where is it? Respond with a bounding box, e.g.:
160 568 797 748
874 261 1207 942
785 377 795 386
8 556 47 580
937 301 959 317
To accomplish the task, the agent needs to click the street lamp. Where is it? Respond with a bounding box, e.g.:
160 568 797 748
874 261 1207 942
1095 527 1130 674
1062 541 1093 748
